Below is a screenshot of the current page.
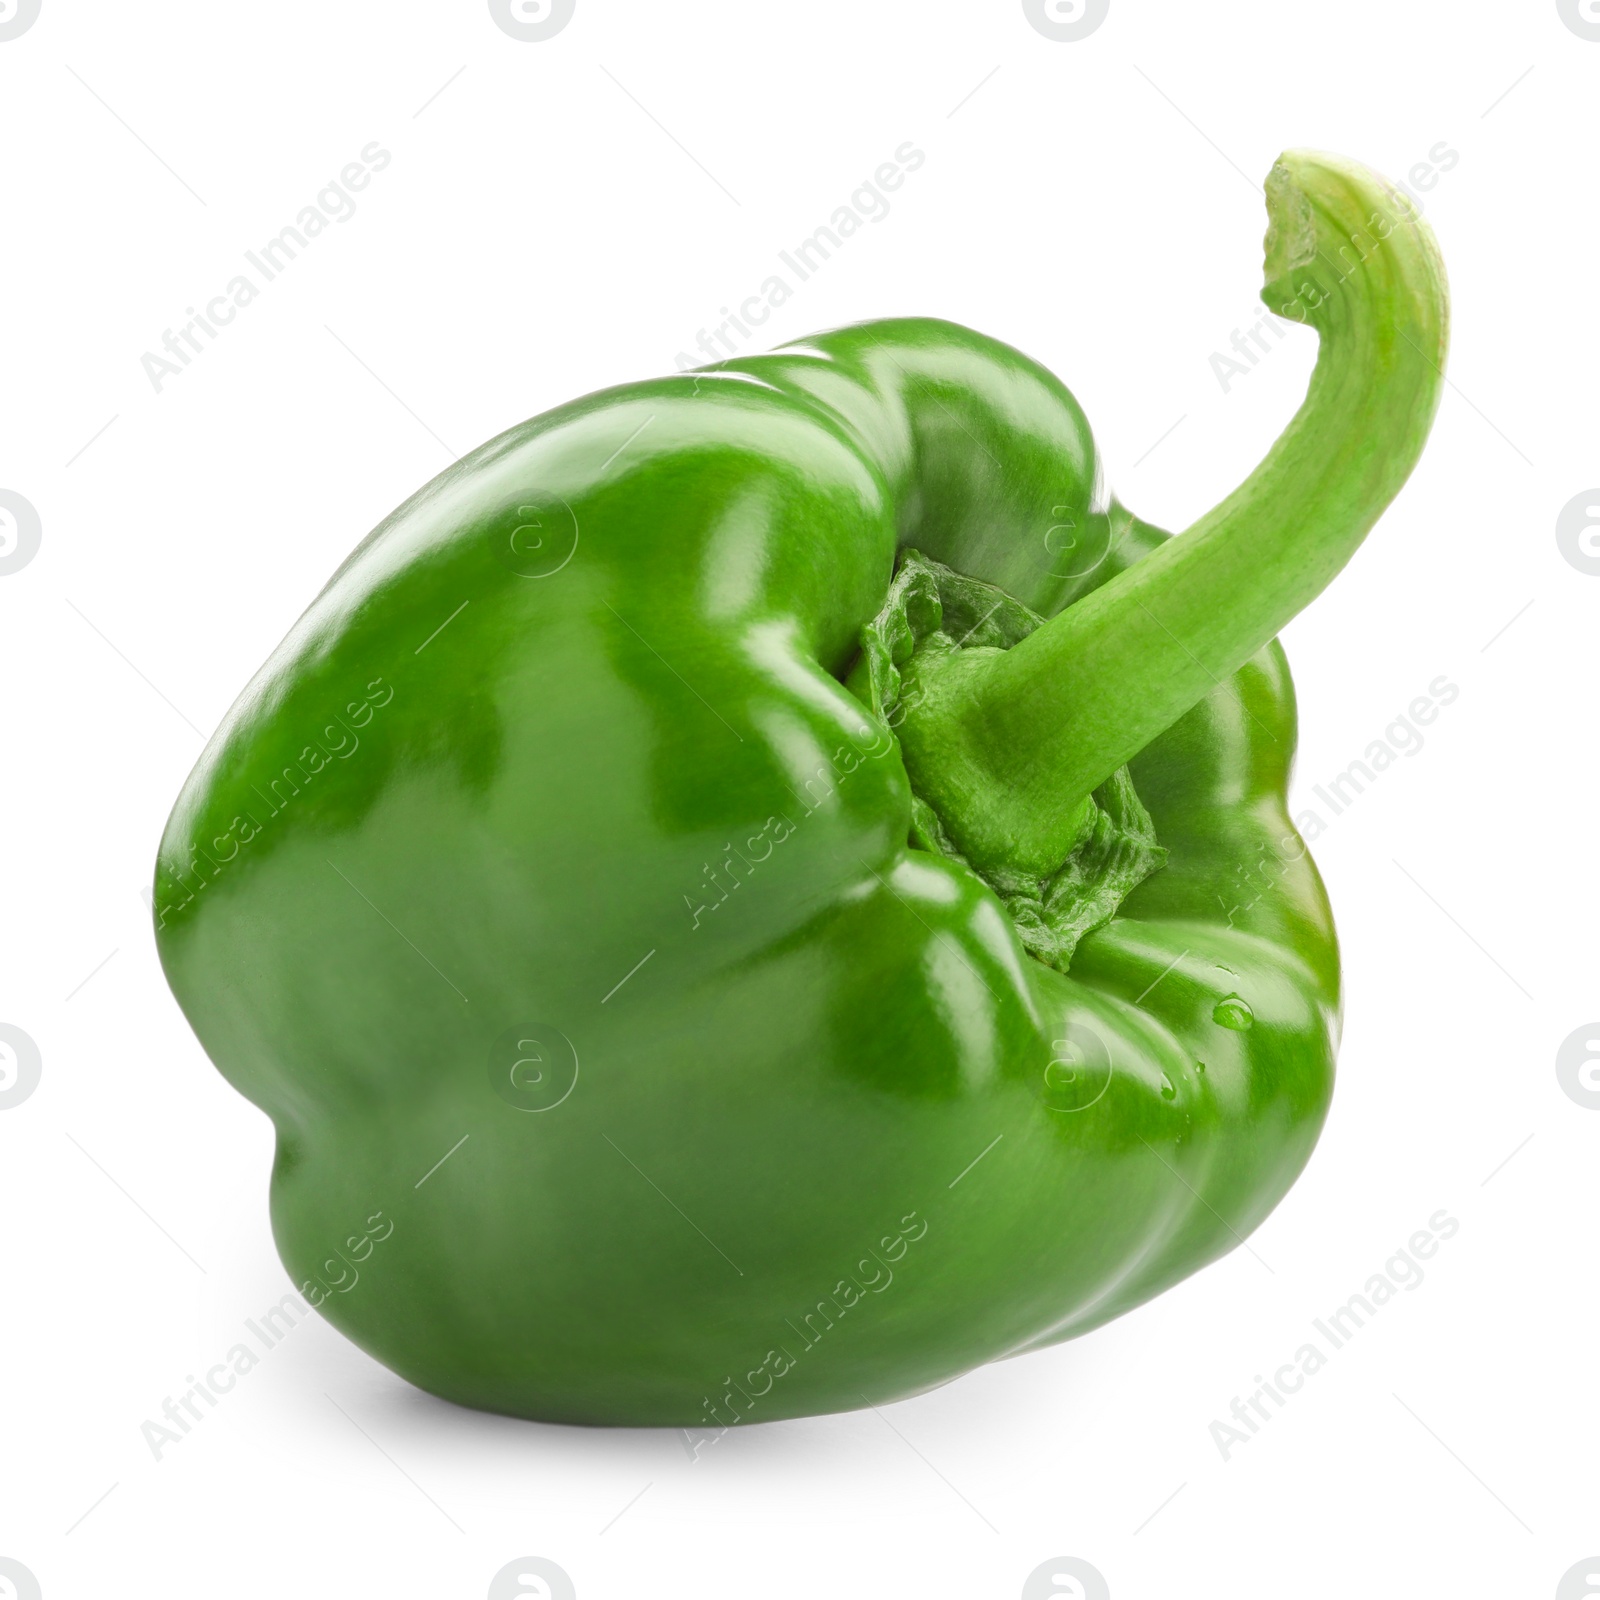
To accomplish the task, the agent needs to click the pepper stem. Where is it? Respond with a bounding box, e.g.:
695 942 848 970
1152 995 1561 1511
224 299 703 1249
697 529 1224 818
897 150 1450 877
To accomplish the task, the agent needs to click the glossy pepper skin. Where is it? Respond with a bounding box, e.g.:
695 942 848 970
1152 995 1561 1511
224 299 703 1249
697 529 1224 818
155 152 1448 1426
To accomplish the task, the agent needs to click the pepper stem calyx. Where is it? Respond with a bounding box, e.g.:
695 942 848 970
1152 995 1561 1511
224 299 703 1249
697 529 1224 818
896 149 1450 878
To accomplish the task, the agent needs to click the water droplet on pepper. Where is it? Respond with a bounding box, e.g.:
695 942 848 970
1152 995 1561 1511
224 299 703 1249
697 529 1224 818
1212 994 1254 1031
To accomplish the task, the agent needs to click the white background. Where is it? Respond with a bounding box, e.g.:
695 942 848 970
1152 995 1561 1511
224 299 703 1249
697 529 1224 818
2 2 1596 1596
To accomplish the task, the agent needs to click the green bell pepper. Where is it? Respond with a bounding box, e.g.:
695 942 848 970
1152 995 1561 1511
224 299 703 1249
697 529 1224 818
155 150 1448 1427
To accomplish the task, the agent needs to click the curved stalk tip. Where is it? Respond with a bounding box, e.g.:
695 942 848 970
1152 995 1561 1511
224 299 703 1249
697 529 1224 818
897 150 1450 878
